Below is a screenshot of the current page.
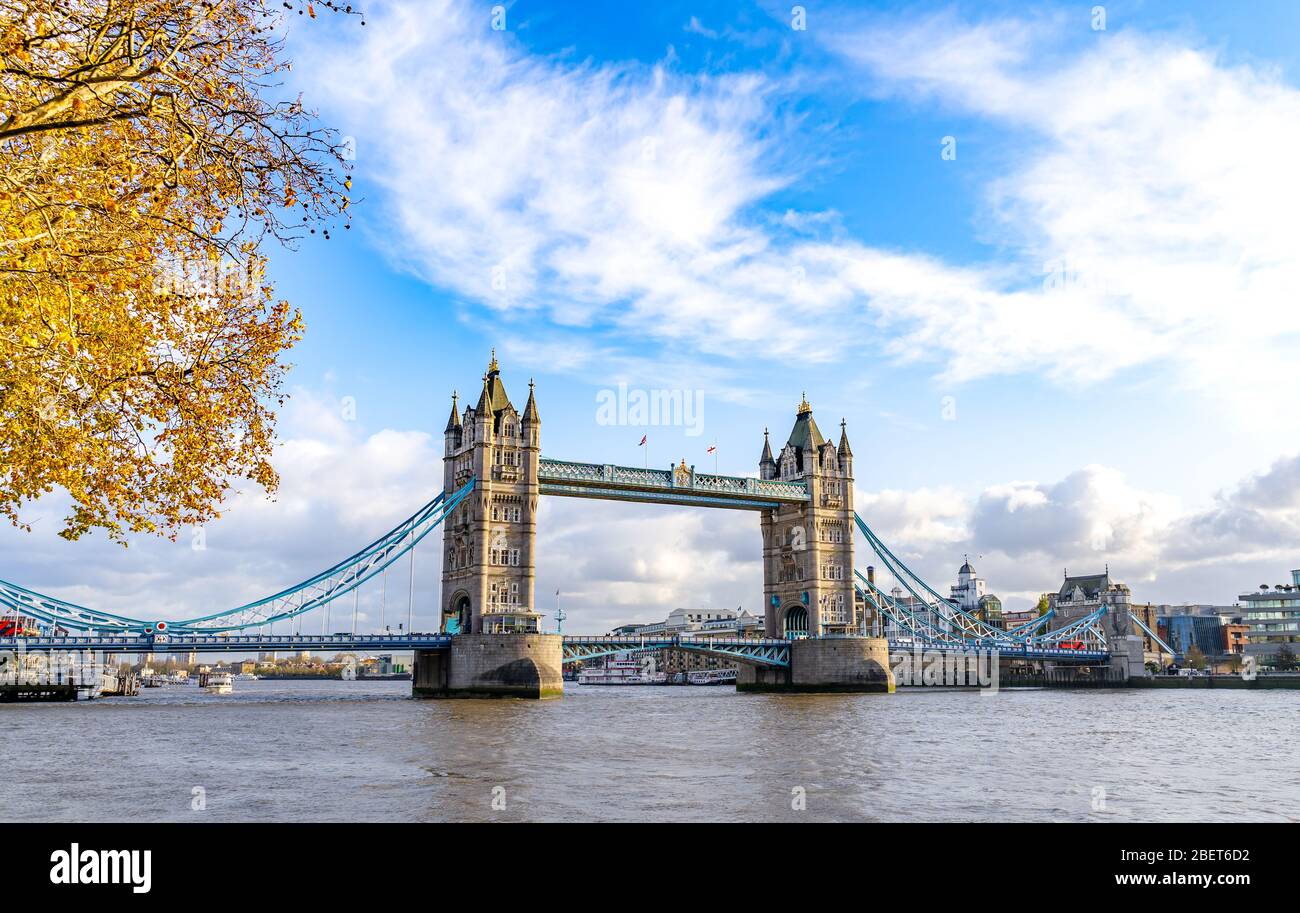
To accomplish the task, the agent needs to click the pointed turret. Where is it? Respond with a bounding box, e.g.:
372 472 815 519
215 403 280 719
784 393 825 471
759 427 776 480
444 391 461 433
837 418 852 458
475 349 514 418
522 378 539 424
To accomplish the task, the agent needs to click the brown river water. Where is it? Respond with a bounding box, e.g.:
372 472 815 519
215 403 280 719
1 679 1293 822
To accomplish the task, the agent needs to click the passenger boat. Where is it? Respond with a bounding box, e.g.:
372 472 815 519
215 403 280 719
202 672 233 695
686 668 738 685
577 655 666 685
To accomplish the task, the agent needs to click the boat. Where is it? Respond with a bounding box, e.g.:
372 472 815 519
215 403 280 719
577 654 667 685
234 672 260 681
201 671 233 695
686 668 738 685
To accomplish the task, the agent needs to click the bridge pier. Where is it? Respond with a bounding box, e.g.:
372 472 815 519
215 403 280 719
737 637 894 694
1109 634 1147 681
413 634 563 699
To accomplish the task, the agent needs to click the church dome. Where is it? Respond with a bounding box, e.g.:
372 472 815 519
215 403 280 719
959 560 975 575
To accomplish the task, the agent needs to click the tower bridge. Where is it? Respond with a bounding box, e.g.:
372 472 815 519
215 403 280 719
0 353 1124 699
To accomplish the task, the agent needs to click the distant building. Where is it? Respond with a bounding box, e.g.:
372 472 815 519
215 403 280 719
948 559 1005 629
604 607 765 676
1129 603 1173 662
618 607 762 638
1236 569 1300 664
1048 570 1146 675
1002 608 1039 629
864 561 1005 639
1050 571 1130 616
1123 604 1254 667
1161 615 1227 659
698 611 765 637
1222 623 1250 656
1151 603 1239 618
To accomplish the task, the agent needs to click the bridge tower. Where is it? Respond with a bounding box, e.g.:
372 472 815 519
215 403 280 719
758 396 856 638
440 352 541 636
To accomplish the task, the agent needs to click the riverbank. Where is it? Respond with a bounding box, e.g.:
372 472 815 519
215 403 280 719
1128 674 1300 689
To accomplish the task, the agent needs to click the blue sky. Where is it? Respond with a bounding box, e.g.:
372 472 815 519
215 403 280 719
6 0 1300 633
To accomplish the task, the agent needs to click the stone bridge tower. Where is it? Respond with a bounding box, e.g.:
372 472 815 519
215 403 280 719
440 352 540 635
758 396 856 638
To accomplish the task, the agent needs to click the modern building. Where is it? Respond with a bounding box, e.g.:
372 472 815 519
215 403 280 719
1236 569 1300 664
1160 614 1228 659
1150 603 1240 618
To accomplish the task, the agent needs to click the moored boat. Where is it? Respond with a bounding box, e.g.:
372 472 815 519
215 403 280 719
577 654 667 685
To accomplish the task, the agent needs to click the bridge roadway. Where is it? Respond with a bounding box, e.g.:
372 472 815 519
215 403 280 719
0 632 454 655
0 633 1108 665
0 632 795 666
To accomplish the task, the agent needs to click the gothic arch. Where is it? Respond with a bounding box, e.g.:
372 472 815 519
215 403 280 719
783 604 810 638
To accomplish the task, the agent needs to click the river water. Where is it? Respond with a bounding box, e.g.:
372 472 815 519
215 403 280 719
1 680 1294 822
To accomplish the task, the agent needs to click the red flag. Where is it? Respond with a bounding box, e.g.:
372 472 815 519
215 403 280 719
707 445 717 454
639 435 647 446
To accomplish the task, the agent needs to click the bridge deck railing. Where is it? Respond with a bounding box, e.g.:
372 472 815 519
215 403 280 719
538 458 809 503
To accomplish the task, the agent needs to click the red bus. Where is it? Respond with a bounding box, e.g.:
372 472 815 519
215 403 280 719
0 618 39 637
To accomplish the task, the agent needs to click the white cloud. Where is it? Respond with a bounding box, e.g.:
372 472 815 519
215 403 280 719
822 13 1300 415
1162 454 1300 566
299 3 1300 425
684 16 719 40
857 457 1300 608
969 466 1178 565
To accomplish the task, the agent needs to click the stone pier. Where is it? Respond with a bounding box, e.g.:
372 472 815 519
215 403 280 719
736 636 895 693
413 633 563 699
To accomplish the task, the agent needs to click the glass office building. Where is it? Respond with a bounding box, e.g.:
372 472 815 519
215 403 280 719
1237 568 1300 663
